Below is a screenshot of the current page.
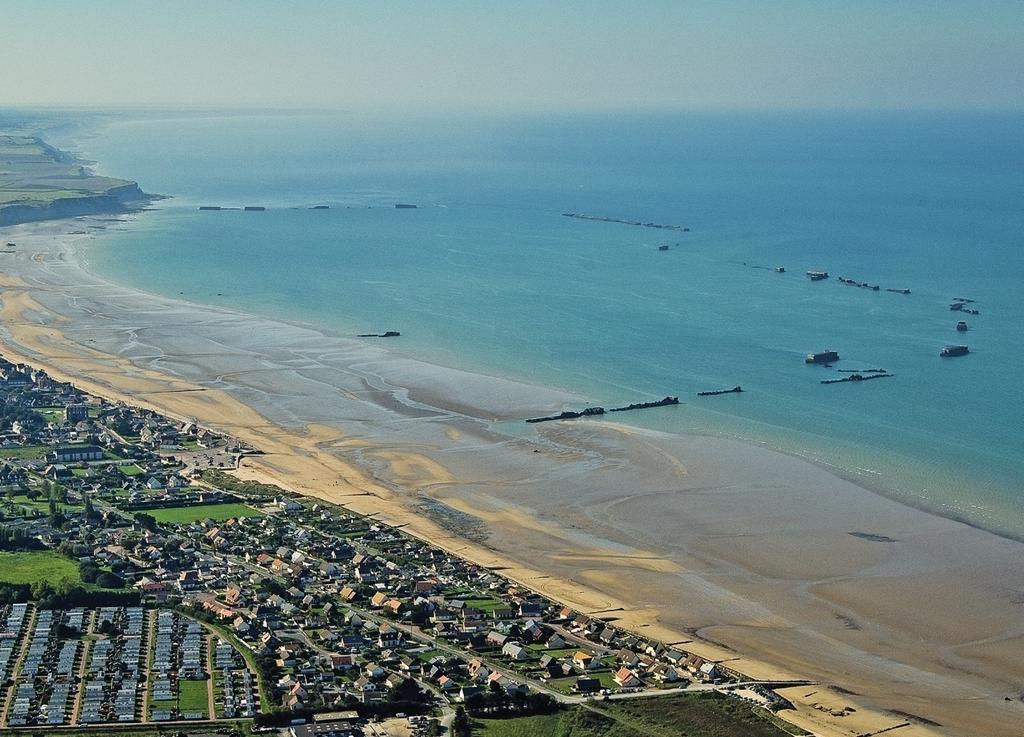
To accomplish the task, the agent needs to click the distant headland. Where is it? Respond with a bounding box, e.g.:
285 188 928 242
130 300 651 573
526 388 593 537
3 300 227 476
0 134 157 226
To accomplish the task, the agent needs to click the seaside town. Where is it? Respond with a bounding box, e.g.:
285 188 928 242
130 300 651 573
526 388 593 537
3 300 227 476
0 352 807 737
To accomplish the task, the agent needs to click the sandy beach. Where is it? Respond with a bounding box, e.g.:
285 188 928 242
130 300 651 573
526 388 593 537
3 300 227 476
2 216 1023 737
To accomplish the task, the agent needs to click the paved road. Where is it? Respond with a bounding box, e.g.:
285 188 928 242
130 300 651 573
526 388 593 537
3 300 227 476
205 633 217 719
67 610 95 726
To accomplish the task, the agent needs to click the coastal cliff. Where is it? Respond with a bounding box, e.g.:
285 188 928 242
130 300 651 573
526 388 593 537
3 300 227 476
0 182 151 226
0 134 156 226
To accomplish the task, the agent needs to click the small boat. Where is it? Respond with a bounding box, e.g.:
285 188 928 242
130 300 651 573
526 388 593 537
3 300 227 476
806 270 829 281
941 345 969 357
956 321 968 332
774 266 785 273
658 244 670 251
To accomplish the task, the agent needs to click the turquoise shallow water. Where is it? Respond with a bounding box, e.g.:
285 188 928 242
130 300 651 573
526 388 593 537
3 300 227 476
69 111 1024 535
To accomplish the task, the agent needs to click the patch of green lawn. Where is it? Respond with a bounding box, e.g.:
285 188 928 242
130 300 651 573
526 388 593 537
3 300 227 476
147 503 262 524
177 679 209 715
35 407 65 424
6 494 83 515
477 713 565 737
0 445 51 460
0 550 81 585
592 671 620 689
464 597 504 612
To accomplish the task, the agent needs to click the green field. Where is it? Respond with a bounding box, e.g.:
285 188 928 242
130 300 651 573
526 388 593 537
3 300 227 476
119 464 145 476
464 597 505 612
0 445 51 460
148 698 176 714
7 493 84 515
477 693 797 737
177 679 210 715
146 503 262 524
0 550 81 585
0 189 91 205
478 713 565 737
35 407 65 424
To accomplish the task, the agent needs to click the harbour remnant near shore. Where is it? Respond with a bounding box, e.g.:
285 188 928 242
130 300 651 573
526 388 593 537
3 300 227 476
527 396 679 423
697 386 743 396
526 406 606 423
609 396 680 412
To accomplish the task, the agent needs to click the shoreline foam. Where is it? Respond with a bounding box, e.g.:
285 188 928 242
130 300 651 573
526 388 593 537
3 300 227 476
2 216 1024 736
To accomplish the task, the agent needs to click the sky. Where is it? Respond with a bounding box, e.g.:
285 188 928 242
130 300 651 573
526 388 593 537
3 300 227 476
1 1 1022 112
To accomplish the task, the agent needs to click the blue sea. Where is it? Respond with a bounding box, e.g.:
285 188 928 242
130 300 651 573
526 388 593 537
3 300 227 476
69 110 1024 535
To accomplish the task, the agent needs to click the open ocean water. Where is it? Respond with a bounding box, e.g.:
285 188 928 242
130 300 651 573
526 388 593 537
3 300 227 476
67 110 1024 536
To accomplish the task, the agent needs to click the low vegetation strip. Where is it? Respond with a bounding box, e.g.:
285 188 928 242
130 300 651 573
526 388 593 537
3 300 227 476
597 692 793 737
477 693 795 737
